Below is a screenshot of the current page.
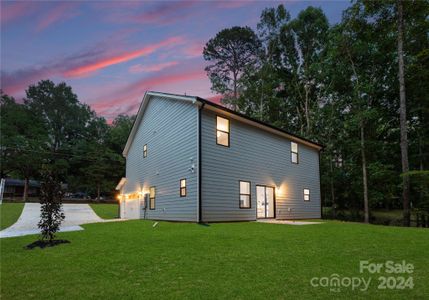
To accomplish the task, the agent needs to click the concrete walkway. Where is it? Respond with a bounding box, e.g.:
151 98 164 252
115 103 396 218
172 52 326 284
0 203 116 238
257 219 323 225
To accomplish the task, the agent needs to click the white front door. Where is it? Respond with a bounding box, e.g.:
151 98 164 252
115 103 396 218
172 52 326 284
256 185 275 219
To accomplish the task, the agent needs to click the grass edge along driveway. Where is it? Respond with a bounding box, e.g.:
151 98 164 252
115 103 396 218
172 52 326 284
0 203 25 230
89 203 119 219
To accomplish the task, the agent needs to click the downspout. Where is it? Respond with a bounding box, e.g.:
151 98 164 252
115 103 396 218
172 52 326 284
197 102 205 223
318 149 323 219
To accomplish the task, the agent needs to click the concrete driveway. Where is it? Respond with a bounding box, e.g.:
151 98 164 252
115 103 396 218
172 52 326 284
0 203 109 238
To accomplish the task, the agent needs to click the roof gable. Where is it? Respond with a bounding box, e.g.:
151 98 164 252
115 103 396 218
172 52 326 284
122 91 197 157
122 91 323 157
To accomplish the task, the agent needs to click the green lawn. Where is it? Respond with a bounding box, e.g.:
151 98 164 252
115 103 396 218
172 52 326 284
89 203 119 219
1 220 428 299
323 207 417 226
0 203 24 230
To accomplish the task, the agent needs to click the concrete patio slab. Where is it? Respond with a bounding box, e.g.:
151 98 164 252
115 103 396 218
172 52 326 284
257 219 323 225
0 203 116 238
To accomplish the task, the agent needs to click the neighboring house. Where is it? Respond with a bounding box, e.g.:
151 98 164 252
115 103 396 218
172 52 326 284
3 178 41 199
116 91 323 222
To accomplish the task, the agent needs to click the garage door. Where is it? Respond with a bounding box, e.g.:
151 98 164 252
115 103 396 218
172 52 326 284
123 199 140 219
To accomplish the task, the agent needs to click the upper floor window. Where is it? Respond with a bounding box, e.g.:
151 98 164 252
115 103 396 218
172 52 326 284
333 150 343 167
149 186 156 209
291 142 299 164
304 188 310 201
143 144 147 158
239 181 251 208
180 179 187 197
216 116 230 147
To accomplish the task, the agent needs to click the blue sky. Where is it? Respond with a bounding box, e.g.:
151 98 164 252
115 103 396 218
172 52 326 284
1 0 350 120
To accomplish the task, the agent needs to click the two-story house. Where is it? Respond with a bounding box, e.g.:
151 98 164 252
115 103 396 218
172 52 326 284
116 91 323 222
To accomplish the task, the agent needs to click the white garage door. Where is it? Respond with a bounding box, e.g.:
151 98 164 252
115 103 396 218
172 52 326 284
123 199 140 219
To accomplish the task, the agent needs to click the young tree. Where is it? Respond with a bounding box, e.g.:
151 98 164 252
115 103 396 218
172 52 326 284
203 26 262 109
38 169 65 242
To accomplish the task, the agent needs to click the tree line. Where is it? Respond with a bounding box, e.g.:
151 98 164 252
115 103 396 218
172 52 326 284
1 80 135 201
203 0 429 226
1 0 427 226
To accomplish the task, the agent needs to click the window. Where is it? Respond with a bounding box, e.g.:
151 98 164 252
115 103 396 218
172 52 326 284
180 179 187 197
333 150 343 167
143 144 147 158
216 116 230 147
149 186 156 209
239 181 251 208
304 188 310 201
291 142 299 164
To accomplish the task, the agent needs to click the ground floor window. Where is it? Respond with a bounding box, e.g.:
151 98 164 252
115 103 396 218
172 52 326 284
239 181 251 208
180 179 186 197
304 188 310 201
150 186 156 209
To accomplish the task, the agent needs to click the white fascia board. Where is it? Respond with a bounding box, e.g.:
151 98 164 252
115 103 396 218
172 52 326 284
115 177 127 190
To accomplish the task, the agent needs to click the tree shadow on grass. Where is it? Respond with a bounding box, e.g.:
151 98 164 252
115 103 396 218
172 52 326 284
25 239 70 250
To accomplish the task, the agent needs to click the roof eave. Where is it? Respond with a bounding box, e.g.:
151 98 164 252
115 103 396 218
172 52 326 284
195 97 324 151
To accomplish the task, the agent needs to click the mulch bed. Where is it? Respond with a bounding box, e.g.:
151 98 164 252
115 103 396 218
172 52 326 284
25 240 70 250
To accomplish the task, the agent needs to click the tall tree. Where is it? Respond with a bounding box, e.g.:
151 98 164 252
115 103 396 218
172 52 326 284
0 92 47 200
107 114 135 154
396 0 410 226
236 5 291 124
203 26 262 109
362 0 429 223
279 7 329 137
25 80 93 154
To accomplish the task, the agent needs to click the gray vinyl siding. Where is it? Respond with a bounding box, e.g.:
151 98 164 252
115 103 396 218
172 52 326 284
201 110 321 222
123 96 198 221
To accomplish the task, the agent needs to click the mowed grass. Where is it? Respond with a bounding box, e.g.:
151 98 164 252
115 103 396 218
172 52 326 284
1 221 428 299
0 203 24 230
89 203 119 219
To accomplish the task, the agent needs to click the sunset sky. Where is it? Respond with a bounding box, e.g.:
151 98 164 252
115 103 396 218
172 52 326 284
1 1 349 121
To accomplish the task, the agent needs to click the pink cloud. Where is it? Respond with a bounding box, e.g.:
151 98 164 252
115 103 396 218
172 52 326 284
91 68 207 118
1 36 185 95
0 2 37 24
36 2 80 32
183 42 204 58
103 1 197 26
129 61 179 74
216 1 254 9
207 94 222 104
133 1 196 24
64 36 184 77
